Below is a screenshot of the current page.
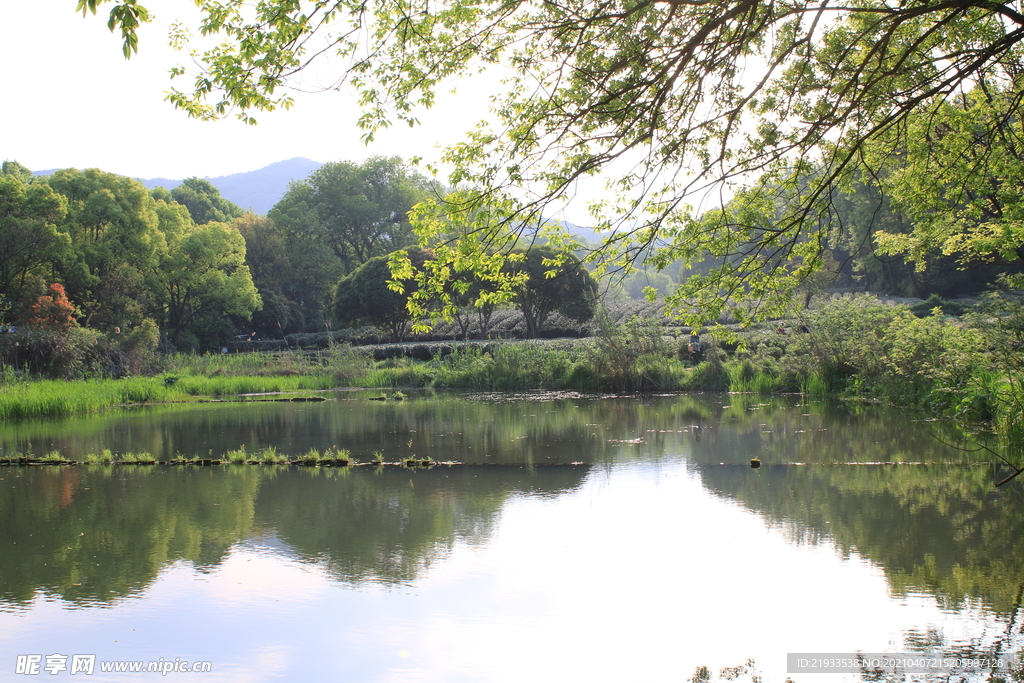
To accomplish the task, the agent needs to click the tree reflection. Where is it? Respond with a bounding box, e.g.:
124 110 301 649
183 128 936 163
0 464 589 605
0 466 261 606
696 460 1024 664
255 465 589 586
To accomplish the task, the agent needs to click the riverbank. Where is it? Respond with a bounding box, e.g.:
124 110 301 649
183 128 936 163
3 294 1023 449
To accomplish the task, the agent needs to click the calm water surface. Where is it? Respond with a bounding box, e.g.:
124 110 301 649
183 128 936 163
0 392 1022 682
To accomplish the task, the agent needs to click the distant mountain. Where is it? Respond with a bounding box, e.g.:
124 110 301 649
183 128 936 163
35 157 323 216
552 219 603 243
191 157 323 214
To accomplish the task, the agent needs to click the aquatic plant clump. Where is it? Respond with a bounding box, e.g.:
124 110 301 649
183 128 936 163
293 446 353 466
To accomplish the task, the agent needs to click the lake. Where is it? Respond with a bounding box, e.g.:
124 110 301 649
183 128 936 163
1 391 1022 682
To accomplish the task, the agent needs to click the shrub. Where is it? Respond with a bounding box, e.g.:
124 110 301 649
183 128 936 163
586 312 674 391
783 295 910 392
0 326 103 379
910 294 967 317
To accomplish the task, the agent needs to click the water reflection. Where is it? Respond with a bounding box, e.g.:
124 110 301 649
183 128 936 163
695 462 1024 617
0 465 590 606
0 394 1021 681
0 391 967 466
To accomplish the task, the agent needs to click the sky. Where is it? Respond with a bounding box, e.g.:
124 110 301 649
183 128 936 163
0 1 493 182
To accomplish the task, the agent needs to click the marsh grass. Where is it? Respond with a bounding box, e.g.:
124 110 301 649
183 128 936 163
324 446 352 464
297 448 322 465
1 341 732 422
351 359 434 388
225 446 250 464
116 451 156 464
173 374 335 397
78 449 155 464
726 362 779 394
84 450 114 464
0 378 172 419
800 371 831 397
41 450 68 462
253 446 288 464
0 370 339 420
293 446 353 465
404 454 435 467
431 342 592 391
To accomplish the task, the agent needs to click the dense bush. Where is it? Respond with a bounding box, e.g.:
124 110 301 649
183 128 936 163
722 294 993 413
910 294 967 317
0 327 102 379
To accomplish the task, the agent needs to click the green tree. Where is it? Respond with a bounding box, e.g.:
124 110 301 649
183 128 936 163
84 0 1024 322
0 168 69 317
619 269 674 300
868 84 1024 286
268 157 438 332
234 213 300 336
43 168 164 328
170 177 244 225
270 157 434 270
151 219 261 348
271 157 436 273
1 161 33 184
333 247 433 342
508 246 599 338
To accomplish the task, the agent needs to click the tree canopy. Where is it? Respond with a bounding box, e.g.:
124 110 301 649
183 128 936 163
0 162 261 351
270 156 437 273
333 247 434 341
508 246 599 338
170 177 244 225
84 0 1024 321
0 167 69 316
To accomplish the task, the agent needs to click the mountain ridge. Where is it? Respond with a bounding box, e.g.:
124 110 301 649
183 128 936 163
34 157 323 216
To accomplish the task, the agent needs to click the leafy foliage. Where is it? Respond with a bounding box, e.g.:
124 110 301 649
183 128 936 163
508 246 600 338
271 157 435 273
0 170 69 317
170 177 244 225
152 219 262 346
334 247 434 342
83 0 1024 321
27 283 77 331
0 163 262 352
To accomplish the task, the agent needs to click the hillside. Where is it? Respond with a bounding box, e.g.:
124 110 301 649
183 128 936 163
35 157 323 216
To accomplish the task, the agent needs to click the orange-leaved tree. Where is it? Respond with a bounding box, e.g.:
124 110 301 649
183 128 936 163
27 283 77 331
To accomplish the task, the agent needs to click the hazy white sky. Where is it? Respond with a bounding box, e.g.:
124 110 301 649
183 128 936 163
0 1 491 181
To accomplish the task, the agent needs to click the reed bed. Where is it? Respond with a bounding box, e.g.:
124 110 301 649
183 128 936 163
0 372 339 419
0 377 177 419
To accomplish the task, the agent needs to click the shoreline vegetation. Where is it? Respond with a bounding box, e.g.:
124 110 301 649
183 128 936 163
0 445 467 468
3 294 1024 462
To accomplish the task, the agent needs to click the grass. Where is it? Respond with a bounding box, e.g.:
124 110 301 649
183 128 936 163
801 371 832 397
225 446 250 464
295 446 353 465
0 345 738 422
78 449 155 464
0 371 341 420
0 377 171 419
224 445 290 464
